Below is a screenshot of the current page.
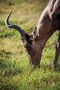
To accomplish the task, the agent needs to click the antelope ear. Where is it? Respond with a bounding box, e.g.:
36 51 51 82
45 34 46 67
24 26 37 44
29 26 37 40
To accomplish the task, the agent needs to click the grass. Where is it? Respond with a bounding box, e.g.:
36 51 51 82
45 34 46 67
0 0 60 90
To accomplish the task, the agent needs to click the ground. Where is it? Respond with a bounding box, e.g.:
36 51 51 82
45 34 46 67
0 0 60 90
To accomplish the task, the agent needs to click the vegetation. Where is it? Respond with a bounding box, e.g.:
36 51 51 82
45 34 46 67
0 0 60 90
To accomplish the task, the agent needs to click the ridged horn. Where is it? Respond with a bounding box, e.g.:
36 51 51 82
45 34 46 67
5 12 28 37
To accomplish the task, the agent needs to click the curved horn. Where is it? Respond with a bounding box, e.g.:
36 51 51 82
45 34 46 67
5 12 28 37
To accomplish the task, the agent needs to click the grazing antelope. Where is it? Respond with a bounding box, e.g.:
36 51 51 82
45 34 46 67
5 0 60 68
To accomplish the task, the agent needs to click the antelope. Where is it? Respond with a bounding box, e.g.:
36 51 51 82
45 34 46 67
5 0 60 68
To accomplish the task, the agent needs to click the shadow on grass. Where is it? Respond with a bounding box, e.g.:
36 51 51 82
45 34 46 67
0 50 23 77
54 64 60 72
0 80 16 90
0 61 23 77
0 30 16 38
40 64 60 72
0 50 13 59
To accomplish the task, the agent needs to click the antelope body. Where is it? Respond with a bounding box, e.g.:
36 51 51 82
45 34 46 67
5 0 60 68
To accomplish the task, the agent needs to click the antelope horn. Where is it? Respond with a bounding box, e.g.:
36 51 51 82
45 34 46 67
5 12 28 37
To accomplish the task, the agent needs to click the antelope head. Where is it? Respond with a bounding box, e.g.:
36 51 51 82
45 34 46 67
5 12 43 68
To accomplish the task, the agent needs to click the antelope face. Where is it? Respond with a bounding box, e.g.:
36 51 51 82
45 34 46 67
5 12 42 68
23 38 42 68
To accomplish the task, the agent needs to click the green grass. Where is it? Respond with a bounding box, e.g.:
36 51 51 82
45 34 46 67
0 0 60 90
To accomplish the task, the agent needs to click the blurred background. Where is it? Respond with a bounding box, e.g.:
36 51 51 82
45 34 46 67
0 0 60 90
